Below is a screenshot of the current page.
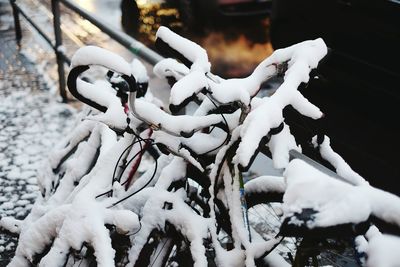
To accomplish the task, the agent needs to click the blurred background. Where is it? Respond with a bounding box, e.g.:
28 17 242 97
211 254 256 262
71 0 274 78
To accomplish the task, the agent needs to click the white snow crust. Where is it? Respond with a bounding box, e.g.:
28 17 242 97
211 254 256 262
71 46 131 75
156 26 211 73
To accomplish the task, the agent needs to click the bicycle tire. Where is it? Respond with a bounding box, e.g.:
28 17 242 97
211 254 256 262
244 180 364 267
133 223 194 267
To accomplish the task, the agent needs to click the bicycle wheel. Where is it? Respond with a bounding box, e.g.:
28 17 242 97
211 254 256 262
129 173 217 267
133 223 194 267
244 176 364 267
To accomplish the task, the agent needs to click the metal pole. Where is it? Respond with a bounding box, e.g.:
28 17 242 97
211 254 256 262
51 0 68 102
10 0 22 47
60 0 164 65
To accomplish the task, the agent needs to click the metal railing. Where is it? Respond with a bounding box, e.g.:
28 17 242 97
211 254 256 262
9 0 163 102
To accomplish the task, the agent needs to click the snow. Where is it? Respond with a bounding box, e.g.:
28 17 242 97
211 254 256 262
245 175 286 195
153 130 226 156
283 159 371 227
71 46 131 76
153 58 189 80
130 58 149 83
169 70 208 107
131 97 224 137
234 39 327 168
156 26 211 73
283 158 400 231
0 72 77 261
0 217 22 235
312 135 368 186
127 190 210 267
268 123 300 169
76 79 128 130
367 234 400 267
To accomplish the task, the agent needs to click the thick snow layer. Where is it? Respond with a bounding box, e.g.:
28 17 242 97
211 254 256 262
127 190 210 267
77 80 128 130
156 26 211 73
234 39 327 168
9 129 142 266
283 159 371 227
47 125 113 206
245 175 285 195
71 46 131 76
367 234 400 267
131 98 223 137
205 63 276 106
169 70 208 106
130 58 149 83
153 58 189 80
268 123 300 169
312 135 368 186
283 159 400 229
0 217 22 235
154 157 186 190
153 130 226 156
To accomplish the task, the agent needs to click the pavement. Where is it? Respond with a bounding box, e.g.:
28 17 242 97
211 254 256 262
0 1 77 264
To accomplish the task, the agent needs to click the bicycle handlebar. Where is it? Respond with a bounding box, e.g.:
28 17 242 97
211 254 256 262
155 26 210 73
67 46 137 113
70 46 132 76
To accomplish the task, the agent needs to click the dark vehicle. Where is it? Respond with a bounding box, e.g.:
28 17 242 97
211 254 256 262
270 0 400 195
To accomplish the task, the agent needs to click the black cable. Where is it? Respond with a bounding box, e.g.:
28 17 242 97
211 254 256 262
120 142 158 186
97 141 152 199
202 95 231 155
119 149 146 186
119 138 154 183
112 134 152 186
208 125 216 133
109 155 159 207
95 189 112 199
99 138 154 199
128 221 142 236
111 142 136 187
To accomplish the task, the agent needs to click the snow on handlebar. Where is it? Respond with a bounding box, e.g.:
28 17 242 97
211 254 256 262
68 46 138 131
156 26 211 73
71 46 132 76
233 38 328 169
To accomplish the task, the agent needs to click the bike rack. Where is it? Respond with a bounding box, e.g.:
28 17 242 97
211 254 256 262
9 0 163 103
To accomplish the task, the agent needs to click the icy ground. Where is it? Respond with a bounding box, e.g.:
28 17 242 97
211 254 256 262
0 28 78 265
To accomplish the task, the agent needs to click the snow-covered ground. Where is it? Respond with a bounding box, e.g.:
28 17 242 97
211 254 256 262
0 64 77 265
0 3 78 263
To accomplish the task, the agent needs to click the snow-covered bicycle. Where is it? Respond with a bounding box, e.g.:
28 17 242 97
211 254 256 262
2 26 400 267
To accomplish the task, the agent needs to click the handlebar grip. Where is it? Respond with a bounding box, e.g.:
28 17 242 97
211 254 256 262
155 26 210 73
71 46 131 76
67 65 136 113
68 46 138 113
67 65 107 113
